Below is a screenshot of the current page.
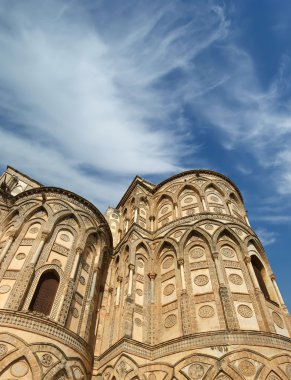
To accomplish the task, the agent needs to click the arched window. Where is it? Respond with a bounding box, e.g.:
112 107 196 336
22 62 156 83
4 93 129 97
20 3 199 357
251 256 270 300
29 271 59 315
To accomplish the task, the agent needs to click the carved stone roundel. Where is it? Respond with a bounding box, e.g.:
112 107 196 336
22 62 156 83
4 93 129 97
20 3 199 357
238 360 256 376
164 314 177 328
237 304 253 318
10 361 29 377
0 344 7 356
214 207 223 213
162 257 174 270
163 284 175 296
135 318 142 326
205 223 214 230
29 227 39 234
136 288 143 296
198 305 215 318
184 196 193 204
60 233 70 242
194 275 209 286
221 247 235 258
210 195 219 202
188 363 205 379
72 308 79 318
229 273 243 285
16 252 26 260
79 276 85 285
161 206 169 215
137 259 144 268
41 353 53 367
190 247 205 259
0 285 11 294
272 311 284 329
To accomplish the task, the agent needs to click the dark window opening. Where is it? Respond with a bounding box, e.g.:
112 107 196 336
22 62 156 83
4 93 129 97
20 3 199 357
29 271 59 315
251 255 270 300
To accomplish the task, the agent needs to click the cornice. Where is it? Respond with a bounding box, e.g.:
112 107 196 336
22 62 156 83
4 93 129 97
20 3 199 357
116 169 244 210
116 176 155 208
6 165 43 186
13 187 113 250
154 169 244 202
0 310 92 362
95 330 291 368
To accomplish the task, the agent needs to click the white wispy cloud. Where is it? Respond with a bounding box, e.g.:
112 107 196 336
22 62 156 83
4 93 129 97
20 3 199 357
0 0 228 208
255 228 277 246
1 0 291 216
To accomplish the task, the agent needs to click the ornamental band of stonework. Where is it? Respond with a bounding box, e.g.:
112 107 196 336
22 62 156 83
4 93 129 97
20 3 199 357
0 166 291 379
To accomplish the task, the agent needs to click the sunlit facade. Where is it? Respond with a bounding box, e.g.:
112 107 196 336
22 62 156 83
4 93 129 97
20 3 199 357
0 166 290 379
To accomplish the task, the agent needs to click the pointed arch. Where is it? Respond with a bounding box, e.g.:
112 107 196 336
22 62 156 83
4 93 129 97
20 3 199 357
204 183 228 214
181 229 212 265
177 184 202 216
22 204 50 224
135 242 149 262
52 212 82 231
0 209 20 231
138 196 149 229
181 227 213 251
157 240 179 261
204 182 226 197
214 227 242 246
29 270 60 315
177 183 201 198
249 253 277 302
156 194 175 229
246 237 270 266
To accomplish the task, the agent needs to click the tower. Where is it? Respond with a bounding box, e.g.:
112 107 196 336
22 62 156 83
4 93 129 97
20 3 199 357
0 166 291 379
98 170 291 379
0 166 112 379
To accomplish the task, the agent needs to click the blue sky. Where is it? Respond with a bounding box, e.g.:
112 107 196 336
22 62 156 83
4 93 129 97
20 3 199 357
0 0 291 309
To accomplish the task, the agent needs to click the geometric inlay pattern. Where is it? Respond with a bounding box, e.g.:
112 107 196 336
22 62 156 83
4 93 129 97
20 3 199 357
238 360 256 376
272 312 284 329
194 275 209 286
198 305 215 318
164 314 177 328
237 305 253 318
188 363 205 379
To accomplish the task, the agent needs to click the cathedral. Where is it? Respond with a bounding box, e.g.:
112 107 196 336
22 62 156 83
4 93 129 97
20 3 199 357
0 165 290 380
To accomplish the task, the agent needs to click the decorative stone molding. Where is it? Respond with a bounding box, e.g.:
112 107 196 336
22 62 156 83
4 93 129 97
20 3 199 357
238 360 256 376
41 353 53 367
0 310 91 357
194 275 209 286
163 284 175 296
0 343 7 357
272 312 284 329
198 305 215 318
188 363 205 379
229 273 243 285
237 304 253 318
164 314 177 328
